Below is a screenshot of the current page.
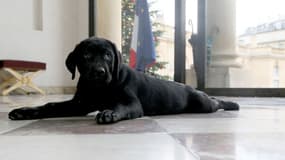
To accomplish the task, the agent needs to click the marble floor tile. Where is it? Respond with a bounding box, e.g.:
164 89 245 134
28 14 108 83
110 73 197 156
220 97 285 106
1 95 285 160
0 134 198 160
155 116 285 134
172 133 285 160
0 112 38 134
3 117 165 135
233 107 285 120
155 107 285 134
152 111 240 119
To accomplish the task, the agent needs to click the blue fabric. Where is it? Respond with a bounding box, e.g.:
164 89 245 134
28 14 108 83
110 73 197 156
134 0 156 71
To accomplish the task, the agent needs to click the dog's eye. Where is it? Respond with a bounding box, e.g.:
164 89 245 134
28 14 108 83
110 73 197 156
104 53 112 61
83 54 92 60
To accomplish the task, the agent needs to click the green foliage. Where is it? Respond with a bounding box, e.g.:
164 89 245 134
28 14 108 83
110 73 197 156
121 0 170 80
122 0 135 64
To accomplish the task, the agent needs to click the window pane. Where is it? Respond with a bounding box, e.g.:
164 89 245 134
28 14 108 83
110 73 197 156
185 0 197 87
206 0 285 88
121 0 175 80
151 0 174 80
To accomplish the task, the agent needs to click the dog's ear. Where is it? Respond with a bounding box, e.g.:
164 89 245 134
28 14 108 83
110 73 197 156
65 39 90 79
107 40 122 79
65 50 77 80
66 43 82 80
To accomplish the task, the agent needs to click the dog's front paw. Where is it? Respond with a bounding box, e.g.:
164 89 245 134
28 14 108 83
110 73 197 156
96 110 120 124
9 107 41 120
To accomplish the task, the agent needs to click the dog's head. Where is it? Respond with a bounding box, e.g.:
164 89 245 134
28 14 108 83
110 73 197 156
65 37 122 85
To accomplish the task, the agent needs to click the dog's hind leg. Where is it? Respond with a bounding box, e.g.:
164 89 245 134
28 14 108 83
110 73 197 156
186 87 239 113
210 97 240 111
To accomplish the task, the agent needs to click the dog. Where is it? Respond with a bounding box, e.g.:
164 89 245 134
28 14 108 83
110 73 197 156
9 37 239 124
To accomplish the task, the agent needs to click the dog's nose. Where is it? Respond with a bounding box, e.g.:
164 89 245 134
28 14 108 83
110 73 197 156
95 67 106 76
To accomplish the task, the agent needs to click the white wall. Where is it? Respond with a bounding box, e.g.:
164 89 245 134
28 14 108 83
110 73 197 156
0 0 88 87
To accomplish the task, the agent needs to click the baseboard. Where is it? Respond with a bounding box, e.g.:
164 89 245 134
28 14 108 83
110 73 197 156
42 87 76 95
0 87 76 95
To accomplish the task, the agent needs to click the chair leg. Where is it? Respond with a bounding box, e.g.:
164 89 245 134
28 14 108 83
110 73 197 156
1 68 45 95
0 77 17 90
27 81 45 95
2 81 22 96
26 70 45 95
3 68 22 80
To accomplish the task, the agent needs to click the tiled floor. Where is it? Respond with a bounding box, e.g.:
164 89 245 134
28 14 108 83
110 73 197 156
0 95 285 160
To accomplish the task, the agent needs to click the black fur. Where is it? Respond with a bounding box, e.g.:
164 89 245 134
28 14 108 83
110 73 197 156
9 37 239 124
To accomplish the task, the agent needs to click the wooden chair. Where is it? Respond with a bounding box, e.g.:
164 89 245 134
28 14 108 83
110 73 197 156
0 60 46 96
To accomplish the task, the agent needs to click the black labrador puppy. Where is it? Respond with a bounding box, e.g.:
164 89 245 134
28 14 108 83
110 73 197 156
9 37 239 124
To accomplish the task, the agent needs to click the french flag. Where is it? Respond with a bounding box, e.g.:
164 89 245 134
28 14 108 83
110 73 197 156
129 0 156 72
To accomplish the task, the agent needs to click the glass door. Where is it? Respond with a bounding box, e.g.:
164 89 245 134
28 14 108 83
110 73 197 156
122 0 199 85
122 0 176 80
206 0 285 89
185 0 197 87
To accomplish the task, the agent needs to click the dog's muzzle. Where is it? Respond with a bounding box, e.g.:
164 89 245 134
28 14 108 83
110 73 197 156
87 66 112 85
94 67 106 77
